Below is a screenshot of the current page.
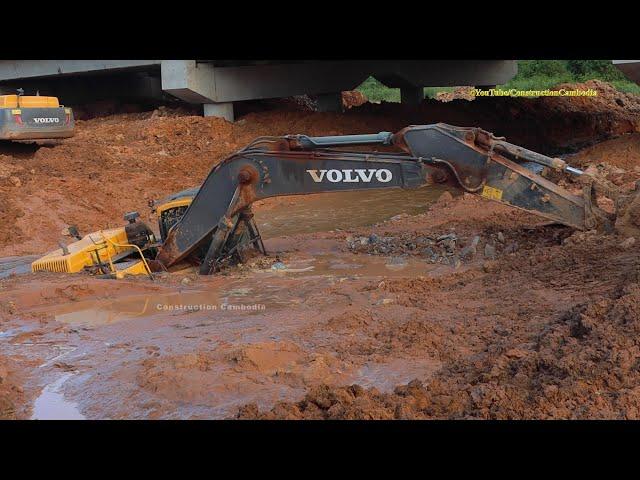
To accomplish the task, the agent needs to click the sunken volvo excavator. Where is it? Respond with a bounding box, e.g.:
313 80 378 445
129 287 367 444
32 123 636 278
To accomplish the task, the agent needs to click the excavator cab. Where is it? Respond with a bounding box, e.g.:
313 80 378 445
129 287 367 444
151 187 199 241
0 90 74 140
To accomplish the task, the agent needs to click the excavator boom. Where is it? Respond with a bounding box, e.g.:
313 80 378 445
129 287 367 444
155 123 610 274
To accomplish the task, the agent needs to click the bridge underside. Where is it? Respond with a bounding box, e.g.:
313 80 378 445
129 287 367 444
614 60 640 85
0 60 517 121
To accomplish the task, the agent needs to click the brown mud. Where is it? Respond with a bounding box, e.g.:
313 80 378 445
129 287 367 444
1 82 640 419
240 219 640 419
1 190 639 419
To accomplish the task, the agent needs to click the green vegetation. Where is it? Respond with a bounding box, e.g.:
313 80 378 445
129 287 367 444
357 77 401 103
356 60 640 102
503 60 640 94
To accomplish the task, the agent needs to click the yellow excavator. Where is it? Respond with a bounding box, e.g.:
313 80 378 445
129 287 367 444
0 90 74 140
31 123 639 279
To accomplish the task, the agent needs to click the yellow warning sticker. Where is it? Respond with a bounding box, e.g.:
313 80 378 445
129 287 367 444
481 185 503 201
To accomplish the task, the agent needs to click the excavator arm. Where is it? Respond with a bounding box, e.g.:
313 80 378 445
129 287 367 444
156 123 611 274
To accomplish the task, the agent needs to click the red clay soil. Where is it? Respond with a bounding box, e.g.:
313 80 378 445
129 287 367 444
0 356 27 419
341 91 368 109
435 87 476 103
569 133 640 172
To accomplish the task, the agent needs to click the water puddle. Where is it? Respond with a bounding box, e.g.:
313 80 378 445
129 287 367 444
52 287 289 327
31 373 85 420
39 346 77 369
353 358 441 391
0 255 38 279
0 325 32 340
264 253 439 278
256 186 449 238
53 290 221 326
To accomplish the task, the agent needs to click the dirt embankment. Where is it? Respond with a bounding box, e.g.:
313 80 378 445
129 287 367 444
356 79 640 154
570 133 640 172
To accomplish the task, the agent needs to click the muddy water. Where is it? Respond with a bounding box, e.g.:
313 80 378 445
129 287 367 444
256 186 449 238
31 373 85 420
54 291 222 327
45 187 449 328
0 255 38 279
267 253 446 278
46 252 440 329
52 286 291 327
15 185 454 418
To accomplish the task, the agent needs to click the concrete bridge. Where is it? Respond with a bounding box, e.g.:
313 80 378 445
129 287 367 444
0 60 517 121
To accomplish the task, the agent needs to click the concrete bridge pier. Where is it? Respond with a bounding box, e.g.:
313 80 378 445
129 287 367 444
203 103 234 121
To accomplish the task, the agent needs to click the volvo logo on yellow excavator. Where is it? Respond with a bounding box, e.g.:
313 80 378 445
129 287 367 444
33 117 60 124
306 169 393 183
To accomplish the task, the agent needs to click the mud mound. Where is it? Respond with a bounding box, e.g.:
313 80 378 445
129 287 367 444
329 309 458 365
342 90 368 109
347 221 571 267
344 192 573 268
226 341 306 375
416 279 640 420
0 357 24 419
237 380 436 419
555 79 640 116
614 181 640 238
240 284 640 419
435 87 475 103
569 133 640 171
137 352 222 403
136 341 347 407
